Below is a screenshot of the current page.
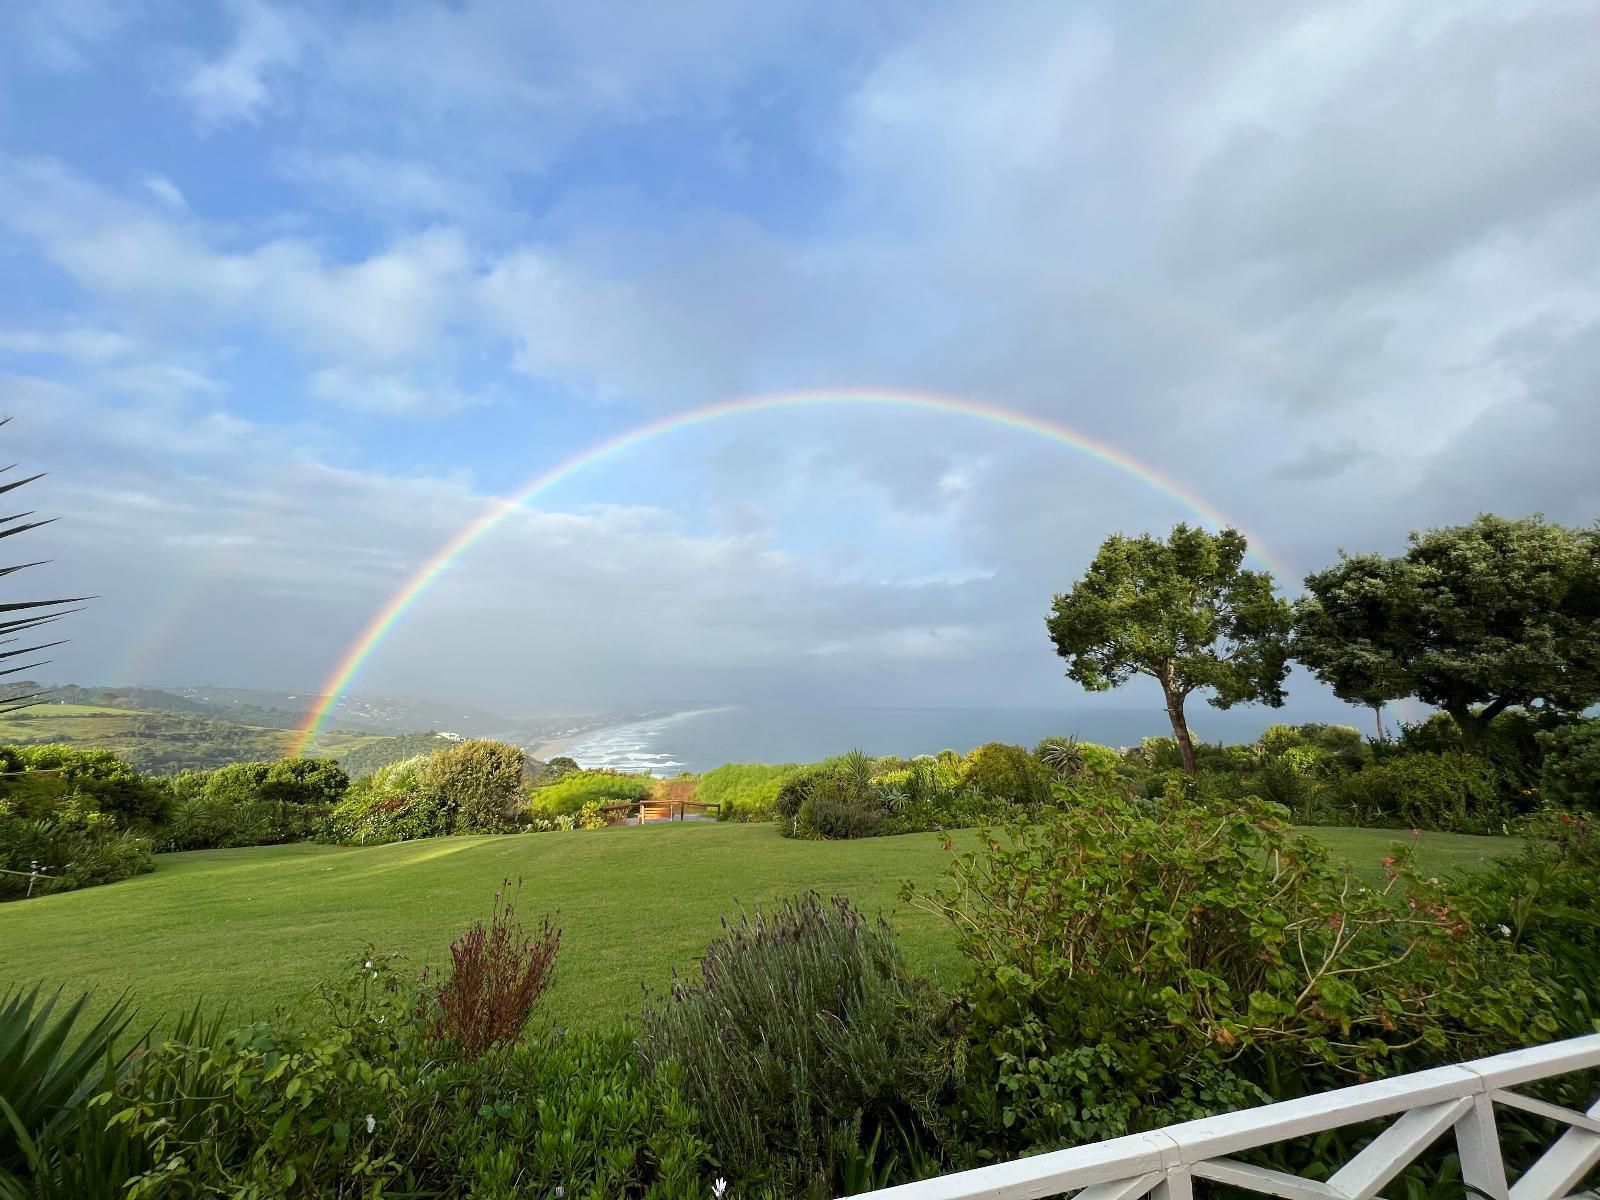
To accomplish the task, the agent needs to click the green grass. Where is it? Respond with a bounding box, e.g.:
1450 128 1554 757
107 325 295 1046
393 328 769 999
0 824 1516 1033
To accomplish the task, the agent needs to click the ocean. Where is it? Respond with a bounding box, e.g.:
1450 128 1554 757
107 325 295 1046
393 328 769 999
557 704 1304 775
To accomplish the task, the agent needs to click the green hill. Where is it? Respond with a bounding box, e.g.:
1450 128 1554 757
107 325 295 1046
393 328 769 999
0 703 395 775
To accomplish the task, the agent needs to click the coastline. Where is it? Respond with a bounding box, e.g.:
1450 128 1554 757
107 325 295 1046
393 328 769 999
530 732 585 761
528 707 734 772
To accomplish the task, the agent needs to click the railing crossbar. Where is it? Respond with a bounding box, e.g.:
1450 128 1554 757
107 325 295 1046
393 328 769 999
848 1034 1600 1200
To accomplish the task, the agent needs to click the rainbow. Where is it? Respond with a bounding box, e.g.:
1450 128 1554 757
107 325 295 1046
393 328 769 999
289 387 1294 755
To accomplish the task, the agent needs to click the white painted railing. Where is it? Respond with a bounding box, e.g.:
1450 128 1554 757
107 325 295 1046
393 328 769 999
850 1033 1600 1200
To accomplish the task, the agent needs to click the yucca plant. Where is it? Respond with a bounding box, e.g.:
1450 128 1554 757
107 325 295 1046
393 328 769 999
0 416 89 716
0 986 134 1198
1034 734 1086 779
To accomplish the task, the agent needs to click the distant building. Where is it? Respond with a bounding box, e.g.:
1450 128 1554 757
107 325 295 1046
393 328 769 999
436 730 464 741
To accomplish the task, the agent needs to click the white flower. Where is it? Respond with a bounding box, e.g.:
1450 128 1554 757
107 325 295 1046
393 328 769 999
365 1114 376 1134
364 960 374 969
554 1188 565 1198
1499 924 1513 936
712 1178 728 1198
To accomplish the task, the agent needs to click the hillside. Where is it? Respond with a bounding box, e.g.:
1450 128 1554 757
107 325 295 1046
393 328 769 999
0 703 414 775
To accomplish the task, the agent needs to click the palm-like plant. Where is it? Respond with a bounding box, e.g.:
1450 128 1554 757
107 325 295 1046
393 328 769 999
1034 734 1086 780
0 986 134 1198
0 417 88 715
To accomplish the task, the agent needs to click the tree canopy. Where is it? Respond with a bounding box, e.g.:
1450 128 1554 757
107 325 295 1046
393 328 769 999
1295 514 1600 745
1045 524 1293 774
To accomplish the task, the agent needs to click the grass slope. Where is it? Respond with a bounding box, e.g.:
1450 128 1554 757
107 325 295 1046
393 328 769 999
0 824 1515 1032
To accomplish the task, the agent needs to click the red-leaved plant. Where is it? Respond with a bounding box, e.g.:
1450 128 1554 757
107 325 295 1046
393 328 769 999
423 877 560 1057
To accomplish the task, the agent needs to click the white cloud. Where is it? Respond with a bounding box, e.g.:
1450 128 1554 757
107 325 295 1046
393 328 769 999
277 151 481 222
309 366 482 415
141 174 187 210
0 158 471 366
180 0 306 128
4 0 133 73
0 327 136 363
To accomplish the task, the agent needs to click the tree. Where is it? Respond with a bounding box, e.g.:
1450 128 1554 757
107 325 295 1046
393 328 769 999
1295 515 1600 747
1046 524 1293 774
0 418 88 714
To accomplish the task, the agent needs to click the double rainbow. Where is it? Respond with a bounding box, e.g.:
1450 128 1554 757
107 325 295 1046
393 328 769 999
289 388 1289 755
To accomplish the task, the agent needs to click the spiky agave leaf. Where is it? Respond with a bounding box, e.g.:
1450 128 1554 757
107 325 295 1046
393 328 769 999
0 985 135 1188
0 418 90 715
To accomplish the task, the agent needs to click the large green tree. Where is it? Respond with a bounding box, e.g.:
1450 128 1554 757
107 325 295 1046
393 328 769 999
1294 514 1600 746
1046 524 1293 774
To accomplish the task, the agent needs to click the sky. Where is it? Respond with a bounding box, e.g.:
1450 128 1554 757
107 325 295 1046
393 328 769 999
3 1 1598 721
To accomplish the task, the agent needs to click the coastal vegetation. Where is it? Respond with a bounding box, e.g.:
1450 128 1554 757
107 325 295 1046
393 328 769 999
4 492 1597 1196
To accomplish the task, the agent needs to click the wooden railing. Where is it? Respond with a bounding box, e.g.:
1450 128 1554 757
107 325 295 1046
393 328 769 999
848 1033 1600 1200
595 798 720 822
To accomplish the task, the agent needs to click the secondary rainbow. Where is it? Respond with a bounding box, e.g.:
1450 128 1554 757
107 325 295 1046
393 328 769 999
289 388 1291 755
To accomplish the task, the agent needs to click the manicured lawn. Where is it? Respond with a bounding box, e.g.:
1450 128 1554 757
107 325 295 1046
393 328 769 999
0 823 1516 1032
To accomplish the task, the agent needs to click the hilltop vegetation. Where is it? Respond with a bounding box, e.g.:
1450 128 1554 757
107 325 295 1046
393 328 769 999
0 697 475 776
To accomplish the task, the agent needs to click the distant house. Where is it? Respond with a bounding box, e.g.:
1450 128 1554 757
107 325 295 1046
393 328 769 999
436 731 464 742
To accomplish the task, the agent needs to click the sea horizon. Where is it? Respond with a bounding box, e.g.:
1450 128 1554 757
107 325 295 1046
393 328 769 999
550 702 1370 776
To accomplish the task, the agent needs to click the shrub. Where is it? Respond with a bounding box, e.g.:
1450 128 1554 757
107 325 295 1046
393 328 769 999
911 794 1555 1156
0 801 155 898
1455 810 1600 1035
1322 751 1508 832
544 755 578 775
423 739 525 833
640 893 954 1198
528 769 653 818
799 787 887 839
424 881 560 1059
699 762 801 821
425 1028 710 1199
0 745 170 827
960 742 1053 807
773 765 825 822
1537 720 1600 813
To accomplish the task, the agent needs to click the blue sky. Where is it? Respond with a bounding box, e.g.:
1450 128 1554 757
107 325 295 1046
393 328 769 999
3 1 1598 721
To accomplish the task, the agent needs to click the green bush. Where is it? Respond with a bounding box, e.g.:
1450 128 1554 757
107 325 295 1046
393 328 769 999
0 744 170 827
425 1029 710 1199
527 769 653 818
640 893 954 1198
912 794 1555 1157
423 739 525 833
0 800 155 898
799 786 888 839
1537 720 1600 813
1322 751 1508 833
1454 810 1600 1035
319 754 441 844
959 742 1053 807
698 762 801 821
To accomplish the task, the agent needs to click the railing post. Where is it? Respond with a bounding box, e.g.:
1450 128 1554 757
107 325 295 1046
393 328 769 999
1455 1093 1510 1200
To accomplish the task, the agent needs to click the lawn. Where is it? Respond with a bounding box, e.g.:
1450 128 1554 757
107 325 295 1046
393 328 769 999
0 823 1516 1032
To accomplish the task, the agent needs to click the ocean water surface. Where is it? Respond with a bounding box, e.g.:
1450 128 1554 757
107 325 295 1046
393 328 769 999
559 704 1299 775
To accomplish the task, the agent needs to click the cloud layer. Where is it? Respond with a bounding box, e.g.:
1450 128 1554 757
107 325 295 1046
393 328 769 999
2 1 1597 720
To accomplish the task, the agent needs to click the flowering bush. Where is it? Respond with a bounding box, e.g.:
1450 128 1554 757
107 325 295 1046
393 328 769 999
423 880 560 1058
641 893 955 1197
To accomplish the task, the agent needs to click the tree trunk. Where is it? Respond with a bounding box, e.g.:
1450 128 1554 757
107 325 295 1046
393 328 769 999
1444 698 1514 749
1373 704 1388 744
1164 688 1198 775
